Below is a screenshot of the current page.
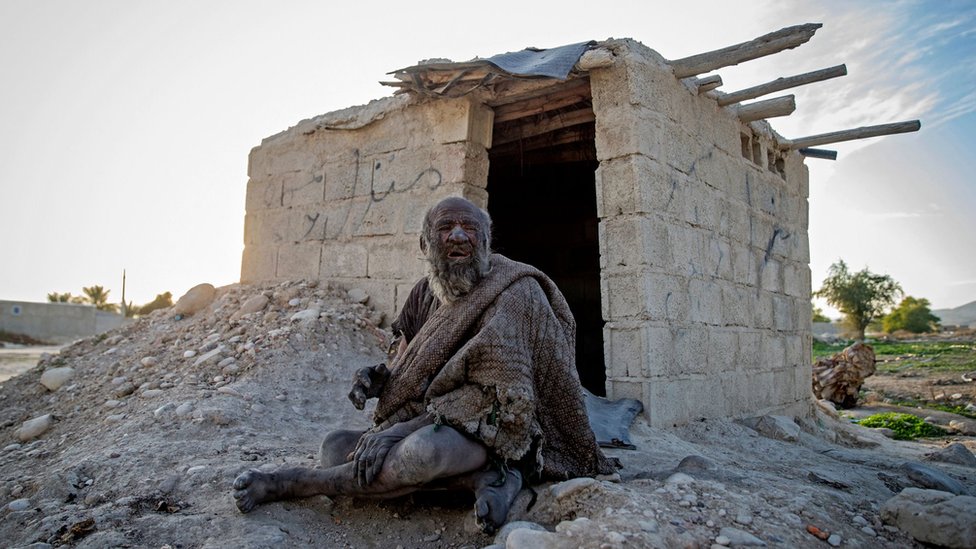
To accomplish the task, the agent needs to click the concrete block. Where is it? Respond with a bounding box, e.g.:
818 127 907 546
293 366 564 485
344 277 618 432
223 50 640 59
322 157 360 202
730 244 755 287
288 205 330 243
367 238 425 280
607 380 644 404
595 156 637 217
352 196 402 237
785 334 804 368
276 242 322 280
646 376 725 427
702 234 733 281
240 245 277 283
754 292 774 329
282 169 325 207
320 242 368 278
643 325 675 377
603 269 688 322
670 325 709 376
689 278 722 326
666 223 697 277
707 329 738 374
427 97 493 147
721 284 750 327
760 258 782 294
431 142 489 187
737 331 762 371
773 295 794 331
243 209 290 246
605 324 644 378
599 215 671 271
594 103 667 162
762 334 787 369
245 176 282 212
794 297 813 334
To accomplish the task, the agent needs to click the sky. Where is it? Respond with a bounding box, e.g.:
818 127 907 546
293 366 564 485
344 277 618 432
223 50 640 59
0 0 973 317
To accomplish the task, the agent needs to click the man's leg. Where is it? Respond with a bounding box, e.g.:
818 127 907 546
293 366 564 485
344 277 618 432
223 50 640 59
233 424 487 512
319 429 364 468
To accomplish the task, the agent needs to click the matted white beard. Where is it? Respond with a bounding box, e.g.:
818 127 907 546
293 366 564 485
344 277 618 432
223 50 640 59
424 247 491 304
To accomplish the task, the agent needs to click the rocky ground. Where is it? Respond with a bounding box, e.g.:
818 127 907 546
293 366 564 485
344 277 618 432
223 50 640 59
1 281 974 548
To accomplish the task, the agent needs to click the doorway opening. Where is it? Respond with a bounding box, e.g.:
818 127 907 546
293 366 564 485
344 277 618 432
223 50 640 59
485 79 605 395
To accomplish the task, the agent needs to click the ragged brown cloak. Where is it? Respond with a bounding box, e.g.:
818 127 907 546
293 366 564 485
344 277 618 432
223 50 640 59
373 254 617 480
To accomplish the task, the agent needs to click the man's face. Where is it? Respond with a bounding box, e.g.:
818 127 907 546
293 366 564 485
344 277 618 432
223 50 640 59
430 201 484 264
422 198 491 303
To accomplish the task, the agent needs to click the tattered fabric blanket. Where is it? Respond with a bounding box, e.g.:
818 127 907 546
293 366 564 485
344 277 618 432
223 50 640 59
373 254 617 480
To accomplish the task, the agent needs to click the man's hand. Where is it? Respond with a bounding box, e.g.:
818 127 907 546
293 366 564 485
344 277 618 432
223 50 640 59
351 428 405 487
348 363 391 410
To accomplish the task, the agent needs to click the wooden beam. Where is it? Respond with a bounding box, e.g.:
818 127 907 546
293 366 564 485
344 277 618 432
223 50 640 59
490 125 595 156
799 148 838 160
782 120 921 149
493 79 591 123
734 95 796 123
695 75 723 94
492 107 595 146
717 64 847 106
669 23 822 78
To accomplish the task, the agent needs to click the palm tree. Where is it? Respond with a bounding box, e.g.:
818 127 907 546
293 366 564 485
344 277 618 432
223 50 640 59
82 285 119 313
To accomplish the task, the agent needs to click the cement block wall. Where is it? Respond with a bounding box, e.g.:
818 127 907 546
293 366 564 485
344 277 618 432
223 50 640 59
590 40 812 426
241 96 494 323
0 300 125 344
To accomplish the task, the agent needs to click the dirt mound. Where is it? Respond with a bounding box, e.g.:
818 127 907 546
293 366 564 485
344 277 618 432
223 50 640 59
1 280 974 548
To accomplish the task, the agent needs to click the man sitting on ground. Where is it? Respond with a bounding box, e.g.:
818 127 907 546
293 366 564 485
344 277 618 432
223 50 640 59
233 196 617 533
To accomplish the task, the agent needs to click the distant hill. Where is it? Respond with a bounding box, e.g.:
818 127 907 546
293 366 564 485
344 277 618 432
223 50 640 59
933 300 976 327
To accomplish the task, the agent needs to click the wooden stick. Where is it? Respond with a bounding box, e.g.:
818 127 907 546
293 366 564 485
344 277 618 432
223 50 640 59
669 23 822 78
734 95 796 123
695 75 723 94
782 120 921 149
493 80 591 123
492 107 595 146
799 148 838 160
717 64 847 106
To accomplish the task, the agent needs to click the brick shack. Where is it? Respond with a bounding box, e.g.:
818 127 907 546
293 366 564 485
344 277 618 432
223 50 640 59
241 25 919 427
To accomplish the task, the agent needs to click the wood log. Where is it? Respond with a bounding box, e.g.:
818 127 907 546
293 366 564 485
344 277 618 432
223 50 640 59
798 148 838 160
577 48 615 70
492 107 595 146
694 75 723 94
782 120 921 149
734 95 796 123
669 23 822 78
717 64 847 106
493 79 591 123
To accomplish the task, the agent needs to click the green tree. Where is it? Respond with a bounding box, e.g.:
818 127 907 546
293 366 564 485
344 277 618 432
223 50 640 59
82 285 119 313
814 260 903 341
47 292 74 303
882 296 940 333
812 306 831 323
133 292 173 317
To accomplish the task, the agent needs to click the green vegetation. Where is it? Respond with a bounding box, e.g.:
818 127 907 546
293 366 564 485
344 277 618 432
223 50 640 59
883 296 940 333
813 339 976 373
812 306 831 323
814 260 902 340
856 412 948 440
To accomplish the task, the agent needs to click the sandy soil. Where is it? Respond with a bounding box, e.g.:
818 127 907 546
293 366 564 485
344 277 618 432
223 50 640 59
0 282 973 548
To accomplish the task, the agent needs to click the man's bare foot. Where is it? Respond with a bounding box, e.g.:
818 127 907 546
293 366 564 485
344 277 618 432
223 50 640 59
473 469 523 534
233 469 281 513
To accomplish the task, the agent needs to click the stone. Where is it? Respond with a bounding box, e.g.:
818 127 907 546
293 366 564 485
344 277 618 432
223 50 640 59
734 513 753 525
193 347 224 367
347 288 369 304
827 534 842 546
16 414 53 441
140 356 159 368
506 528 569 549
231 294 270 321
901 462 969 495
154 403 176 417
925 443 976 467
718 527 765 546
881 488 976 548
714 535 731 546
948 419 976 435
742 415 800 442
183 350 197 359
141 389 164 398
39 367 74 391
217 357 236 369
7 498 30 511
665 472 695 485
550 477 596 500
290 308 321 322
174 283 216 316
175 402 194 417
494 522 548 546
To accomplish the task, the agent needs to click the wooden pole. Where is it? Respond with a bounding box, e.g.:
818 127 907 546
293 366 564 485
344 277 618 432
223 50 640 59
694 75 723 94
669 23 822 78
799 148 838 160
734 95 796 123
717 64 847 106
782 120 921 149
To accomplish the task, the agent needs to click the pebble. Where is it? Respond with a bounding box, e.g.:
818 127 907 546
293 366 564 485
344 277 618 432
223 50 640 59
347 288 369 304
183 350 197 359
106 414 126 422
734 513 753 525
7 498 30 511
217 357 236 368
290 308 321 322
719 527 766 546
194 347 224 366
665 472 695 485
852 515 868 526
861 526 877 536
222 363 240 375
288 298 302 307
175 402 194 417
103 400 122 408
111 376 127 385
550 477 596 500
16 414 54 442
217 386 243 398
186 465 208 475
154 403 176 417
827 534 842 546
638 520 658 533
3 443 22 452
39 367 75 391
140 356 159 367
714 535 731 546
141 389 164 399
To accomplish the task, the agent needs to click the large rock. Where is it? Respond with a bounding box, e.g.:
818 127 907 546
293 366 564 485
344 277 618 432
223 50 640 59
740 415 800 442
881 488 976 548
39 367 74 391
231 294 269 322
925 443 976 467
901 462 970 495
174 284 216 316
16 414 54 442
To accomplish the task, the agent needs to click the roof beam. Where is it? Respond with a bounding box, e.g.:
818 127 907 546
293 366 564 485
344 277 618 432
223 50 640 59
733 95 796 123
780 120 921 149
668 23 822 78
717 64 847 106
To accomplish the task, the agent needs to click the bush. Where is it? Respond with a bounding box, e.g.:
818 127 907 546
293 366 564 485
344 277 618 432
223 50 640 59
882 296 940 333
856 412 947 440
